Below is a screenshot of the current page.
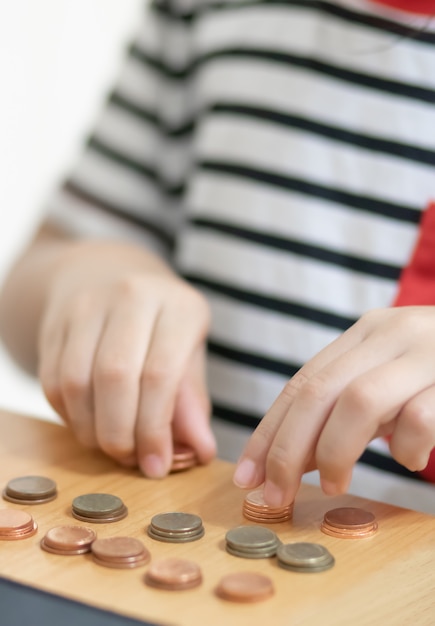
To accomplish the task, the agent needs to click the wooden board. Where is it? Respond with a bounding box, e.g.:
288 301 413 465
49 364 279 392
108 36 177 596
1 409 435 625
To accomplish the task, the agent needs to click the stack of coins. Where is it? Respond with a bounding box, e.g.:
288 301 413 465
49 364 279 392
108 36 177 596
41 525 96 556
277 542 335 573
145 558 202 591
3 476 57 505
91 537 150 569
225 525 280 559
170 444 198 473
147 512 204 543
321 507 378 539
242 488 293 524
71 493 128 524
216 572 275 603
0 509 38 540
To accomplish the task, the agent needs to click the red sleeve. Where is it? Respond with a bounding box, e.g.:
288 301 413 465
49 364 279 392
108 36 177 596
370 0 435 14
393 202 435 482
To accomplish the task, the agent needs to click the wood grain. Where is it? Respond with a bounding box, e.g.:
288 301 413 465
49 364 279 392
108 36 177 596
1 409 435 625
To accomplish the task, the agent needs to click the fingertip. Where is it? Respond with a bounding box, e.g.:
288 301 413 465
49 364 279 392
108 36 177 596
233 458 258 488
140 453 169 479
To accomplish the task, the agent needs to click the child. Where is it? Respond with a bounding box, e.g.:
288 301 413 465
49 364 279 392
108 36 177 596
1 0 435 510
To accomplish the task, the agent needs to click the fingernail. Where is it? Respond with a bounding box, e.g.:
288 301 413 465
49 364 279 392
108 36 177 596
263 480 285 508
233 458 256 487
142 454 166 478
320 479 341 496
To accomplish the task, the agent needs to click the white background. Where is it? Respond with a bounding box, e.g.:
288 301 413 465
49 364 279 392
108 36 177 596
0 0 143 420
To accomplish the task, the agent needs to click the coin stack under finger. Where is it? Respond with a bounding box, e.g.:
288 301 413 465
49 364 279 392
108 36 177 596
242 488 294 524
277 542 335 573
0 509 38 540
170 444 198 473
91 536 150 569
225 525 281 559
3 475 57 505
147 512 204 543
71 493 128 524
41 525 97 556
144 557 203 591
320 507 378 539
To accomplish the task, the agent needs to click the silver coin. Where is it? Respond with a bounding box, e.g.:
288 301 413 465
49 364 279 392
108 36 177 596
277 542 334 567
147 527 205 543
149 512 203 534
72 493 125 517
225 526 279 549
278 557 335 573
5 476 57 500
148 525 204 539
226 544 278 559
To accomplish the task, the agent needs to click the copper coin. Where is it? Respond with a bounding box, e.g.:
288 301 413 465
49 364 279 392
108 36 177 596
320 524 378 539
216 572 274 603
144 558 202 591
92 537 147 560
244 489 291 512
321 507 378 539
41 525 96 555
3 476 57 505
0 509 38 540
323 507 376 529
91 538 150 569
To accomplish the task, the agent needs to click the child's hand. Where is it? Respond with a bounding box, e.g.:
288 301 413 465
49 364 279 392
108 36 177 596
233 306 435 505
38 239 216 476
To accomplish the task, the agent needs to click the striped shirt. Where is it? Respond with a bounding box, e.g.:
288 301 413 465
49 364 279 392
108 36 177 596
47 0 435 503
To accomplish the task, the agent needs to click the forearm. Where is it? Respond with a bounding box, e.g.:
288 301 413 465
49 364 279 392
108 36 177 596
0 224 72 374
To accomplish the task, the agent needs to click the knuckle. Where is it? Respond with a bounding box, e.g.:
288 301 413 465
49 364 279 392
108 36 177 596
400 401 434 438
173 285 211 333
60 371 89 398
141 360 174 388
94 359 130 386
281 372 309 404
98 432 134 459
298 374 330 405
341 379 379 418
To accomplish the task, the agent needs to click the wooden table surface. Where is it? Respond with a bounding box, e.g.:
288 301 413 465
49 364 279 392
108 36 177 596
1 409 435 626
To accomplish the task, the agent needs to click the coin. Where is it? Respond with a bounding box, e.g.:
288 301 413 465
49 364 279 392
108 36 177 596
91 537 150 569
277 542 335 573
170 444 198 473
3 476 57 505
321 507 378 539
144 558 202 591
147 512 204 543
216 572 274 603
225 525 280 559
41 525 96 555
0 509 38 540
71 493 128 524
242 488 294 524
